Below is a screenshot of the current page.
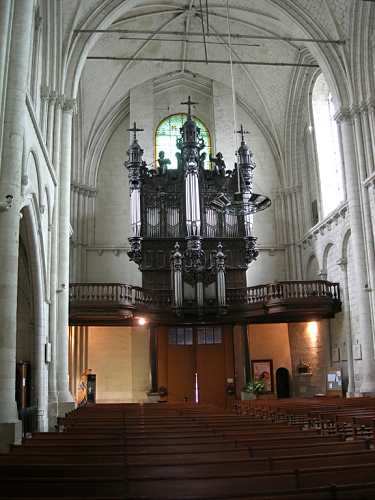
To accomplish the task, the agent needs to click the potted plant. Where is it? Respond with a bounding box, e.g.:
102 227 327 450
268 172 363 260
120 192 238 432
241 379 266 400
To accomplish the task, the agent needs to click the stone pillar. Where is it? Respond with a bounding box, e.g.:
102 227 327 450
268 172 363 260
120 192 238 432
70 184 79 280
233 324 248 398
0 0 12 164
149 326 158 393
0 0 33 449
77 187 86 281
46 91 57 156
353 109 375 327
337 258 355 396
48 97 62 428
368 101 375 151
242 324 251 383
56 100 75 414
33 265 48 432
338 111 375 393
40 86 49 139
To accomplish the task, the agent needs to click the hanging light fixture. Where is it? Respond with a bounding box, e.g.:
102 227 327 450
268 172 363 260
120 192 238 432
221 1 271 218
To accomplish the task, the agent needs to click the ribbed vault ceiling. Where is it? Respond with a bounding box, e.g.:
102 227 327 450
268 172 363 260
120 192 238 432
62 0 353 174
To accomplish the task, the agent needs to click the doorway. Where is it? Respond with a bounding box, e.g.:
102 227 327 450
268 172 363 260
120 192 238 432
160 325 233 407
276 367 290 398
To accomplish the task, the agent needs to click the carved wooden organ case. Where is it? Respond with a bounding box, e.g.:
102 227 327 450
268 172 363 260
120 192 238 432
125 100 271 316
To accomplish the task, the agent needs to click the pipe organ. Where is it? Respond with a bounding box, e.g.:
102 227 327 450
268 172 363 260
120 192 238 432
125 98 271 318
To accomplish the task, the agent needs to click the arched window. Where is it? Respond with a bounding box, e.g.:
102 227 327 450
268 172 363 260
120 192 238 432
311 74 344 217
155 113 211 170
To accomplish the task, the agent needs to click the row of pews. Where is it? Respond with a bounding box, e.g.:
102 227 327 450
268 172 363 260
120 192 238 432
1 399 375 499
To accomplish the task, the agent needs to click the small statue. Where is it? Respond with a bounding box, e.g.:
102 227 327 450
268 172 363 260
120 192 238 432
176 137 183 151
157 151 170 175
199 151 207 169
175 151 182 170
210 152 226 176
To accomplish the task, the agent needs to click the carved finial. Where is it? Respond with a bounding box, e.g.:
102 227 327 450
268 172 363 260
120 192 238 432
236 124 249 143
216 241 225 258
181 96 198 117
128 122 144 142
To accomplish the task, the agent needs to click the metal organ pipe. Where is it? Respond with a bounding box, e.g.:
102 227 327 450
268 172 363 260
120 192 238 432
131 189 141 237
185 167 201 237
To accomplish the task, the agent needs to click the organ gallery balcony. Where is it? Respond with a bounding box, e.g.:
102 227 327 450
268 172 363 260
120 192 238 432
69 280 341 325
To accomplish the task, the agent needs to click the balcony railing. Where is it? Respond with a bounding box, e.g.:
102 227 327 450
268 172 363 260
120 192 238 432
69 283 172 308
69 280 341 324
69 283 134 305
226 280 340 306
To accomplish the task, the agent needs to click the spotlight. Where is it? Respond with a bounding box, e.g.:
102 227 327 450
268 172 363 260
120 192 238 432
137 317 147 326
307 321 318 335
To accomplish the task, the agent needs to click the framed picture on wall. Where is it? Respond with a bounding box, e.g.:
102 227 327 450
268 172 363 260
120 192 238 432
251 359 274 393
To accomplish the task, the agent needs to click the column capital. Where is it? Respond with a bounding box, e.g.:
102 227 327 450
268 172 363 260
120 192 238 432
62 98 78 114
40 85 50 102
71 182 97 197
337 257 347 270
48 90 57 104
56 95 65 109
351 105 362 117
318 270 327 280
334 108 353 124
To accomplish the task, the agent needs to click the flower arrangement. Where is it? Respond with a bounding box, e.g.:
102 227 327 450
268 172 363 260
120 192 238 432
242 378 266 395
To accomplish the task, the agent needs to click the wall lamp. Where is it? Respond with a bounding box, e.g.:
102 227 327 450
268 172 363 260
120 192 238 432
136 317 147 326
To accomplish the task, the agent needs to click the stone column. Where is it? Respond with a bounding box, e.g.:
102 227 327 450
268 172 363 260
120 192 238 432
368 101 375 151
48 97 62 428
353 109 375 326
149 326 158 394
337 258 355 396
233 324 247 398
56 99 75 414
0 0 33 449
46 91 57 156
242 324 251 383
77 187 86 281
40 86 49 139
78 327 86 382
338 111 375 393
33 261 48 431
70 184 78 280
0 0 12 163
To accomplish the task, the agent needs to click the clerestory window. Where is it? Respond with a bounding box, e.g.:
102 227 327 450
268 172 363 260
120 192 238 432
311 74 344 217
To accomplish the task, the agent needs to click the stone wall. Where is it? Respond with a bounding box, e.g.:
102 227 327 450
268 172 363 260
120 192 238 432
288 320 331 396
87 326 149 402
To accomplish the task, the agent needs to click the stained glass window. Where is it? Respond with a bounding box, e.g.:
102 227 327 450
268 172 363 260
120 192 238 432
155 113 211 170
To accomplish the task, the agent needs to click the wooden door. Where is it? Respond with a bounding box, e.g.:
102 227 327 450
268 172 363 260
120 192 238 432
164 325 233 407
196 345 226 406
167 327 194 402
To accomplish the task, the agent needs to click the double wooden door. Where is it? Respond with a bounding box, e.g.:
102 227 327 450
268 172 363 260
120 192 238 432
157 325 234 407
